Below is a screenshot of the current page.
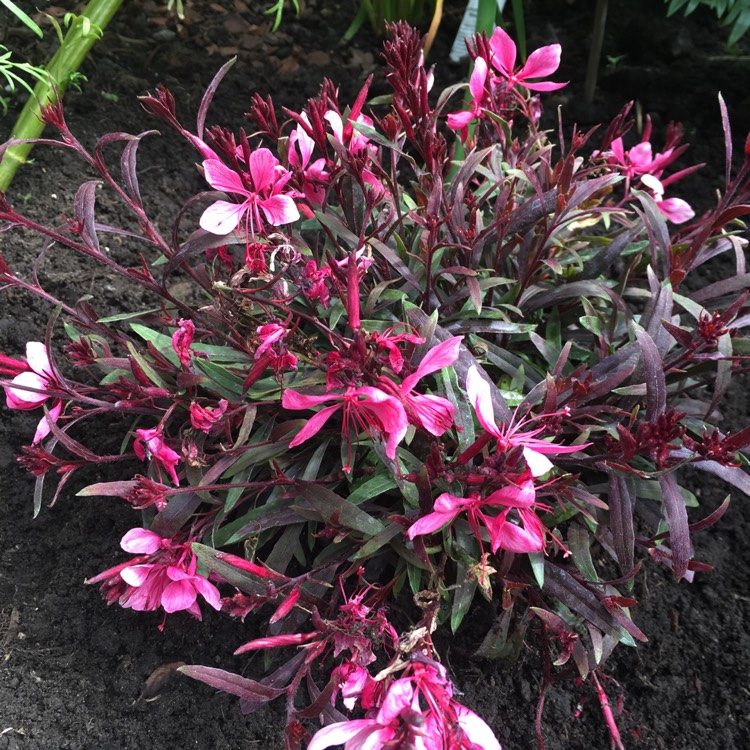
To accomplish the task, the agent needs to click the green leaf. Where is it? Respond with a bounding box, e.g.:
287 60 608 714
293 480 385 537
347 473 398 506
1 0 43 38
191 543 265 594
194 358 245 400
450 563 478 633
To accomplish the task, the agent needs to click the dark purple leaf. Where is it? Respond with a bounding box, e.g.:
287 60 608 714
542 564 620 639
608 474 635 575
151 491 203 538
196 57 237 138
74 181 101 253
633 323 666 419
657 473 693 581
692 273 750 304
240 651 307 715
692 458 750 495
120 133 158 204
179 665 285 707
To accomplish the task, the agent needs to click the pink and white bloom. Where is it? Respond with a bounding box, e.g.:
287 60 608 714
309 659 502 750
641 173 695 224
200 148 300 236
87 528 221 621
466 366 586 477
488 26 567 92
4 342 62 444
133 426 181 485
282 385 408 461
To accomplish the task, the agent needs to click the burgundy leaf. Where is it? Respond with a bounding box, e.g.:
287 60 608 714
74 181 101 253
633 323 666 420
608 474 635 575
179 665 285 707
657 473 693 580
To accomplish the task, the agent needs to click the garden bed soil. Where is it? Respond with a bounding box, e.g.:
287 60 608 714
1 1 749 748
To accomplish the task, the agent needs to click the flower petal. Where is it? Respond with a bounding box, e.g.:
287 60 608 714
488 26 517 76
407 509 458 539
260 194 300 226
469 56 489 100
288 403 342 448
32 400 62 444
202 159 247 194
447 109 478 132
25 342 52 377
161 579 197 613
307 721 380 750
520 44 562 80
120 527 164 554
454 704 503 750
466 366 501 437
248 148 279 193
406 392 455 436
402 336 462 393
376 678 414 725
523 447 554 477
6 371 48 409
657 197 695 224
200 200 248 235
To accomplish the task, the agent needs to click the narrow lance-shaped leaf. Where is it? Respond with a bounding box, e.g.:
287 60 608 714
293 480 385 537
632 322 666 420
608 473 635 575
178 665 285 706
657 472 693 581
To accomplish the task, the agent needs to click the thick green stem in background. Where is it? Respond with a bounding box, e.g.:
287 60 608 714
0 0 124 193
584 0 609 105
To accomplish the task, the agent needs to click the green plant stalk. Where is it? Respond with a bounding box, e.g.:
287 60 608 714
584 0 609 105
0 0 124 193
476 0 499 34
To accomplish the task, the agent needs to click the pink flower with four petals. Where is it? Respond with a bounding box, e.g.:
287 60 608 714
200 148 300 236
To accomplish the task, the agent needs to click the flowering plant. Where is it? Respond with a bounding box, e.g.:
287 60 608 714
2 22 750 749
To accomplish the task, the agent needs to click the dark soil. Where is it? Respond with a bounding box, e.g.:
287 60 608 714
0 1 749 749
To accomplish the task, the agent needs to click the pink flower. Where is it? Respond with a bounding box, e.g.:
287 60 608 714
407 480 546 554
133 427 181 485
189 399 228 433
309 659 502 750
171 319 195 368
370 327 425 374
377 337 462 437
4 342 62 444
282 385 408 462
86 529 221 621
488 26 566 92
640 173 695 224
308 678 420 750
200 148 300 236
608 137 670 180
447 56 489 134
466 366 586 477
288 116 329 206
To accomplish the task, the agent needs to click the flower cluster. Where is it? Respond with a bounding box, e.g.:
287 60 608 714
2 21 749 749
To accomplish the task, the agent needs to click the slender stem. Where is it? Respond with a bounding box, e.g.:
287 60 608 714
0 0 124 192
584 0 609 106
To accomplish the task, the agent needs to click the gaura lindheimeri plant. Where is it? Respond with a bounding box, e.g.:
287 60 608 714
2 22 750 749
